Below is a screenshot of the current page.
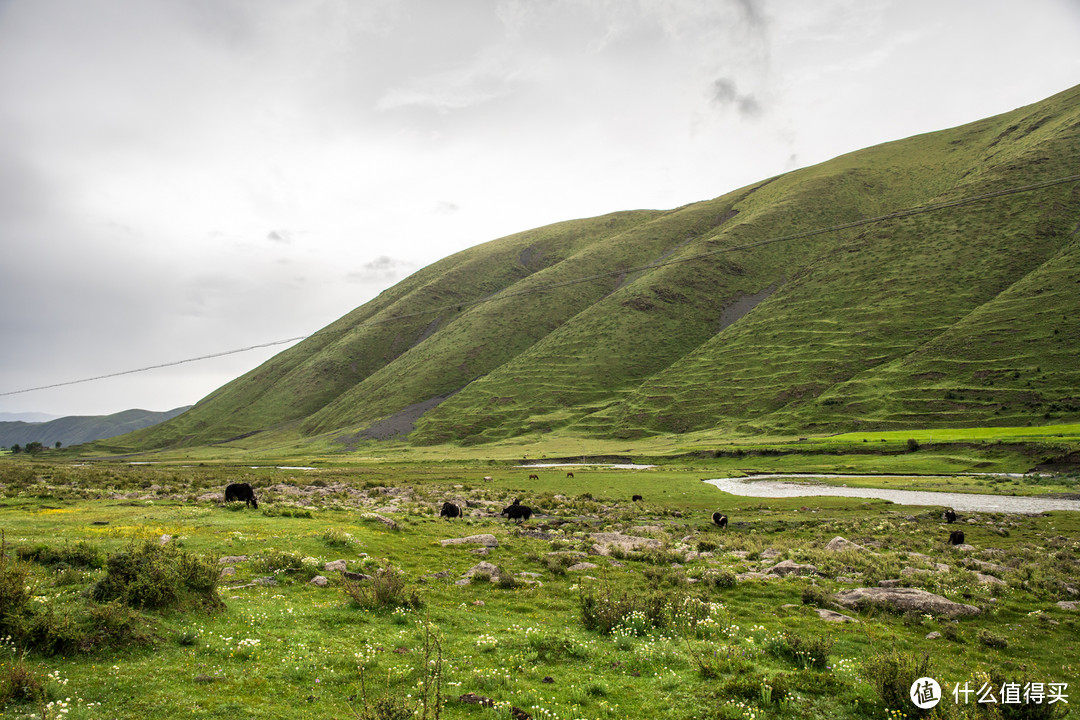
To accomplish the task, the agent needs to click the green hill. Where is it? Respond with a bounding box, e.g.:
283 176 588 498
128 83 1080 450
0 407 191 449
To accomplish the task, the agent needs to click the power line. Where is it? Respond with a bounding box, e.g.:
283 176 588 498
3 172 1079 399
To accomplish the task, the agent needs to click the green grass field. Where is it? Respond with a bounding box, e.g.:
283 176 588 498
1 457 1077 719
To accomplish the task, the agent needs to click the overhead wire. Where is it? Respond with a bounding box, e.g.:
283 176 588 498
3 172 1079 399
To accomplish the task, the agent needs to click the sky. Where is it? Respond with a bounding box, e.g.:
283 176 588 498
2 0 1079 419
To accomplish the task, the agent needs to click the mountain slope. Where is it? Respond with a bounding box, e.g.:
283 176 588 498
0 407 191 448
127 83 1080 450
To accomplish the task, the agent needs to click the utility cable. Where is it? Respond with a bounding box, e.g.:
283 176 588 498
3 172 1079 398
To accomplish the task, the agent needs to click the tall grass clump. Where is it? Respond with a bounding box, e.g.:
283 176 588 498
861 648 934 716
91 539 221 611
343 563 421 612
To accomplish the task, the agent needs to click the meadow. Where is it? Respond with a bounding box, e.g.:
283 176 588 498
0 457 1077 719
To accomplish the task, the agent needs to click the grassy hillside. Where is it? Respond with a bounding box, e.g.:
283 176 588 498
127 83 1080 451
0 406 190 448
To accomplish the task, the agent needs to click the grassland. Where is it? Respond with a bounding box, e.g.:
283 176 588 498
1 453 1077 720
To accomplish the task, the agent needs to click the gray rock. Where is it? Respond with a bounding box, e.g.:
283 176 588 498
463 561 501 581
824 536 867 552
590 532 661 555
760 548 782 560
567 562 599 572
736 572 773 582
834 587 980 618
963 558 1010 575
974 573 1007 587
324 559 348 572
767 559 819 577
219 567 236 578
440 534 499 548
816 608 858 623
1056 601 1079 611
878 579 902 588
471 547 490 555
925 631 942 640
309 575 329 587
219 555 248 564
254 577 278 587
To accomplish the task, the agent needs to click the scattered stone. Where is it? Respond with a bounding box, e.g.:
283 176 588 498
953 544 976 552
878 579 902 588
729 550 750 559
309 575 328 587
219 555 248 564
825 536 867 552
925 631 942 640
254 577 278 587
463 561 502 581
736 572 773 582
159 534 172 545
767 560 819 577
974 573 1007 587
472 600 485 606
1056 601 1079 611
834 587 980 618
760 548 782 560
567 562 599 573
590 532 661 555
362 513 399 530
343 571 373 582
963 558 1010 575
816 608 858 623
518 572 542 579
219 567 236 578
836 576 858 583
324 559 348 572
459 693 495 708
440 534 499 548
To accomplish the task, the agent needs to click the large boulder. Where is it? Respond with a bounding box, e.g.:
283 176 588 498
834 587 980 618
825 537 868 552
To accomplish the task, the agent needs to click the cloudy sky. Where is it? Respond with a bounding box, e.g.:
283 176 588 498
2 0 1079 419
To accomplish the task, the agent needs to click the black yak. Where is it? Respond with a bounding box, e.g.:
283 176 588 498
528 474 539 481
225 483 258 509
440 501 462 519
949 530 965 545
632 494 643 502
566 471 574 478
712 512 728 528
502 503 533 521
943 508 957 523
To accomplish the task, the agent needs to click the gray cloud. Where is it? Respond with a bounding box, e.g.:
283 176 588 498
710 77 763 118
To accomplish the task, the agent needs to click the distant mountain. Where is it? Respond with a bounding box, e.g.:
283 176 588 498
124 83 1080 450
0 412 60 423
0 407 191 448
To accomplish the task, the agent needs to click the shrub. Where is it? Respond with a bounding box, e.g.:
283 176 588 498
977 628 1009 649
906 438 921 452
91 539 221 611
344 563 421 612
765 631 833 670
17 540 104 570
861 649 934 716
0 658 45 709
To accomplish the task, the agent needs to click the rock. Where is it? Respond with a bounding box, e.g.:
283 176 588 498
254 577 278 587
324 559 348 572
767 560 819 577
816 608 858 623
974 573 1007 587
362 513 399 530
472 600 485 606
566 562 599 572
925 631 942 640
953 543 976 552
836 576 858 583
1056 601 1079 611
459 693 495 707
159 534 172 545
440 534 499 548
833 587 980 618
309 575 328 587
219 555 248 564
760 548 782 560
736 572 773 582
472 547 491 555
463 561 502 581
825 536 867 552
878 579 902 588
219 567 236 578
589 532 661 555
963 558 1010 575
342 571 373 582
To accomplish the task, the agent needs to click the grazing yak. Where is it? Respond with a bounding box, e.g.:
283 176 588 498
501 502 533 521
632 494 643 502
949 530 965 545
712 512 728 529
225 482 258 509
528 474 539 481
566 471 575 478
943 508 958 523
440 501 462 519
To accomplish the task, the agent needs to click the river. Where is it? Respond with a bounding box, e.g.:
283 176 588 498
703 474 1080 514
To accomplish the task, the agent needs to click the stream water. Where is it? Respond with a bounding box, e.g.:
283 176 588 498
703 474 1080 514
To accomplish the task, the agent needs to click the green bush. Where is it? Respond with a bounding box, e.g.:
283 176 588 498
91 539 221 611
344 563 420 612
765 630 834 670
17 540 104 570
860 648 934 716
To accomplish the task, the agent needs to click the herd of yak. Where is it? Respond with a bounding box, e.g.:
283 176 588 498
223 480 965 543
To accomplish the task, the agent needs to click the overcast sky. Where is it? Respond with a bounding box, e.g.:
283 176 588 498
2 0 1079 419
